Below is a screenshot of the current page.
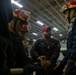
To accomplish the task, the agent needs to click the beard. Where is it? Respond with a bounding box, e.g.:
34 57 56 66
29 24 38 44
44 34 51 39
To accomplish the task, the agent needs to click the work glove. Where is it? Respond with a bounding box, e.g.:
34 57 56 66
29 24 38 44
38 56 47 68
38 56 51 68
38 56 46 60
44 60 51 68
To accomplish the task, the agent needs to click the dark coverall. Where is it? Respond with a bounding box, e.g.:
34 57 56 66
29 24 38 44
5 31 37 75
60 17 76 75
31 38 60 75
0 0 13 75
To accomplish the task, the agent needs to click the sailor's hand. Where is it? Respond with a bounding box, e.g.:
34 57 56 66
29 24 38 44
44 61 51 68
38 56 46 60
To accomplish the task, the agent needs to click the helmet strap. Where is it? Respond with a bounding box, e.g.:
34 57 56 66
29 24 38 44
68 9 76 23
67 9 71 23
13 17 18 33
13 16 28 33
73 9 76 17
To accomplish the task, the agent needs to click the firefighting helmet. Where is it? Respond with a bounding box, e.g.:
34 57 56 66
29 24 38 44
13 9 31 32
13 9 31 21
62 1 76 14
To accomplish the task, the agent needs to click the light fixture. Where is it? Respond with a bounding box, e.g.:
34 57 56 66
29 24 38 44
11 0 23 8
51 36 53 38
36 21 44 25
32 33 38 36
53 27 58 31
33 39 36 42
59 34 62 36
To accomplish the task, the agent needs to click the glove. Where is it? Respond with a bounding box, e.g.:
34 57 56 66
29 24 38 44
38 56 47 68
38 56 46 60
40 56 47 67
38 56 51 68
44 61 51 68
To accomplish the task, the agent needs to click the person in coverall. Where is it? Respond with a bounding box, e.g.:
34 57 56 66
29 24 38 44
55 1 76 75
30 26 60 75
5 9 38 75
0 0 13 75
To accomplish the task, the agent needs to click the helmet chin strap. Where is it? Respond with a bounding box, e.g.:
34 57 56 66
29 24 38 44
13 17 18 33
67 9 71 23
73 9 76 17
67 9 76 23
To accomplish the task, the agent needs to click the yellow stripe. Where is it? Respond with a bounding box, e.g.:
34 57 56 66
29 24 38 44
64 5 76 11
14 14 25 21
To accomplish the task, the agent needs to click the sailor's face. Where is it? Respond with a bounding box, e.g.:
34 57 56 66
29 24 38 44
43 30 51 38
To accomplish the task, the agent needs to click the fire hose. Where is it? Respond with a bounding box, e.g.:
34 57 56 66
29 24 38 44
10 68 23 74
10 68 36 75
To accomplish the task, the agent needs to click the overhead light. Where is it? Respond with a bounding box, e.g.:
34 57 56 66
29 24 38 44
51 36 53 38
59 34 62 36
36 21 44 25
32 33 38 36
53 27 58 31
33 39 36 42
11 0 23 8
